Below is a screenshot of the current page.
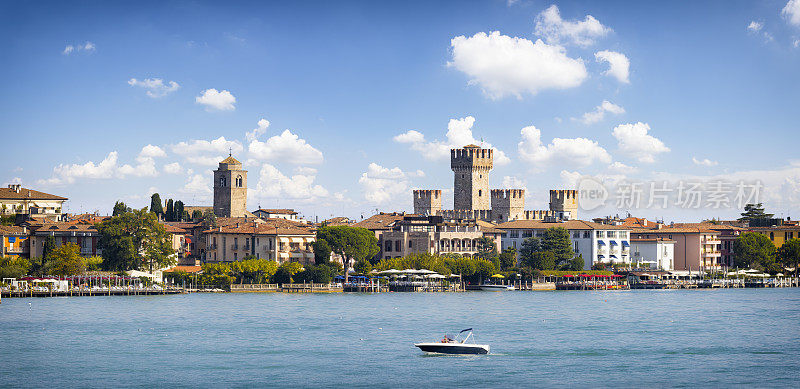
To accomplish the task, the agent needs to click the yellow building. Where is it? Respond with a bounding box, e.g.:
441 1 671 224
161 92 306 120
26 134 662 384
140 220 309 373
748 225 800 248
0 226 30 258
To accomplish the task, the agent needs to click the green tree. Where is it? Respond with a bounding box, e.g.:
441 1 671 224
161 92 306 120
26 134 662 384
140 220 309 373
527 251 556 270
97 207 175 271
272 261 303 284
174 201 185 222
191 210 203 220
567 254 585 271
499 247 517 270
733 232 777 271
738 203 774 223
473 259 496 282
778 238 800 276
541 227 573 267
149 193 164 216
0 256 31 279
316 226 379 282
201 209 218 228
476 237 498 261
165 199 174 222
313 239 332 265
519 237 541 267
112 201 130 216
354 258 372 274
45 243 86 276
85 256 104 271
42 235 56 260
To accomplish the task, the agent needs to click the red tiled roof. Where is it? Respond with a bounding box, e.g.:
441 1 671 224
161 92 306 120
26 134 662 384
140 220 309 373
496 219 630 230
0 186 67 201
353 213 406 231
164 265 202 273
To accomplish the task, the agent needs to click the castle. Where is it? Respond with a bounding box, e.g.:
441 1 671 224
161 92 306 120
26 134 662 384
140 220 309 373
413 144 577 223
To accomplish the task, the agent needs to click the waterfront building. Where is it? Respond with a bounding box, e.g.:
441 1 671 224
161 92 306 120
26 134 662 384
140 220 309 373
28 221 102 258
353 212 407 240
630 237 675 270
376 214 503 260
0 225 30 258
629 226 722 272
0 184 67 222
162 223 193 265
747 223 800 249
202 218 316 265
413 145 577 223
496 219 631 270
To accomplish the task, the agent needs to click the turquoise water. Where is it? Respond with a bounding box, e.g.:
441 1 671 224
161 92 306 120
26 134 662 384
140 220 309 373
2 289 799 387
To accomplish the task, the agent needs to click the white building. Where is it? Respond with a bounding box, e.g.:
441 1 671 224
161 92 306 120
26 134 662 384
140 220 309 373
252 208 305 223
0 184 67 221
496 219 631 270
630 238 675 270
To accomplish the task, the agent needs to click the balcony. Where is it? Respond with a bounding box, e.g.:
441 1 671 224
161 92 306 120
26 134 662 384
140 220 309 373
703 239 722 245
702 251 721 258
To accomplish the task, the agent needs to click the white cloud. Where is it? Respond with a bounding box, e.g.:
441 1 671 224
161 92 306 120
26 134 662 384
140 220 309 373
245 119 270 142
501 176 528 191
534 5 612 47
394 116 510 165
748 21 763 32
607 161 637 175
248 129 324 165
595 50 630 83
39 152 119 185
172 136 244 166
574 100 625 125
612 122 670 163
518 125 612 169
195 88 236 111
783 0 800 26
251 164 329 202
448 31 587 99
128 78 180 98
139 144 167 159
692 157 718 167
358 163 416 204
794 38 800 48
182 174 212 195
62 42 95 55
163 162 183 174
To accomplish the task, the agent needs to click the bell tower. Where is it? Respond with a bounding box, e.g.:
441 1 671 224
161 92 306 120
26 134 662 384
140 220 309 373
213 154 247 217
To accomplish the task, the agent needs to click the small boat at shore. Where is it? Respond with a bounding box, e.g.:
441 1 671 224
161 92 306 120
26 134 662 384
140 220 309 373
415 328 490 354
478 284 515 291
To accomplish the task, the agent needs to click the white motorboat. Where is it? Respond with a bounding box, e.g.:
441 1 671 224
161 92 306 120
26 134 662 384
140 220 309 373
415 328 490 355
478 284 515 291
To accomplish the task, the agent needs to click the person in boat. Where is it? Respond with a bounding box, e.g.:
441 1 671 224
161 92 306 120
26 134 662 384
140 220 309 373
441 334 453 343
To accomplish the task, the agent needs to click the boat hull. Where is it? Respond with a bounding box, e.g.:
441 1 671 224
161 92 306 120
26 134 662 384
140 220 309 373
479 285 514 291
414 343 490 354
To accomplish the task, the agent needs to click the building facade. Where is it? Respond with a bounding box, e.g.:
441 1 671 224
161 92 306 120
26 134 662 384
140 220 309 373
0 184 67 221
496 220 631 270
377 215 503 260
203 219 316 266
630 227 722 272
213 156 248 218
630 238 675 270
0 226 30 258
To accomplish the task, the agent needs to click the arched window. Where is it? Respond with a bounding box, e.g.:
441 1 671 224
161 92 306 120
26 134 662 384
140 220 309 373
236 175 243 187
220 176 226 187
478 190 482 196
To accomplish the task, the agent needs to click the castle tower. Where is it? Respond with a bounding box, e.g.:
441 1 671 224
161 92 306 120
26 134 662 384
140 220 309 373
413 189 442 216
451 145 493 211
549 189 578 220
213 155 248 217
491 189 525 223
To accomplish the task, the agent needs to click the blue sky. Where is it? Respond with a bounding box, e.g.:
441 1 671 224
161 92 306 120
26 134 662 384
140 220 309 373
2 0 800 222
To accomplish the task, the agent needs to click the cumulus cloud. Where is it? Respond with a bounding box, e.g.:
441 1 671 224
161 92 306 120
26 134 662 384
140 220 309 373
39 152 119 185
62 42 95 55
117 145 167 178
518 125 612 169
595 50 630 83
574 100 625 125
195 88 236 111
534 5 612 47
251 164 329 202
612 122 669 163
246 119 271 142
163 162 183 174
181 174 212 195
128 78 180 98
139 144 167 159
692 157 718 167
783 0 800 26
607 161 637 174
358 163 417 204
448 31 587 99
172 136 244 166
248 129 324 165
394 116 510 165
748 21 764 32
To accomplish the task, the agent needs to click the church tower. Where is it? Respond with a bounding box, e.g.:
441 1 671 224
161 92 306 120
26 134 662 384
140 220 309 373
451 145 493 211
213 154 247 217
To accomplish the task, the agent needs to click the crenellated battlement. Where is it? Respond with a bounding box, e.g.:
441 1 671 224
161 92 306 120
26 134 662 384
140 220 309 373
440 209 492 221
491 189 525 199
549 189 578 219
450 145 493 171
413 189 442 216
414 189 442 199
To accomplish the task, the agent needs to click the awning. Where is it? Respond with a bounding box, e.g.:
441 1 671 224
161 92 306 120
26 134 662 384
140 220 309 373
622 241 630 247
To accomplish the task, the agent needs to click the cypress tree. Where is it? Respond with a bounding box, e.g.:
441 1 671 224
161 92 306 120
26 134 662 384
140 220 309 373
150 193 164 216
165 199 174 222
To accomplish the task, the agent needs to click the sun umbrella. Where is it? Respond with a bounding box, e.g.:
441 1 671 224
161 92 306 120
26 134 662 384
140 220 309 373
490 274 505 278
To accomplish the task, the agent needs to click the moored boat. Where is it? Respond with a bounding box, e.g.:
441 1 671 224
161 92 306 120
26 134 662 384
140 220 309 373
478 284 514 291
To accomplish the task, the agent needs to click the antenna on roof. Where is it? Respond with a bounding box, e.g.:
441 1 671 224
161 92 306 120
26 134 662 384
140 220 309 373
229 147 232 157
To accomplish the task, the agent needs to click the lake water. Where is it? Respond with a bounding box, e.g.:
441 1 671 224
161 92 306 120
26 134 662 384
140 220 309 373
2 289 800 388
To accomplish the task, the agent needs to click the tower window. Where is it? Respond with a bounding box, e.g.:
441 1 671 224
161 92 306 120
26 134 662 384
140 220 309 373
478 190 482 196
220 176 226 187
236 175 243 187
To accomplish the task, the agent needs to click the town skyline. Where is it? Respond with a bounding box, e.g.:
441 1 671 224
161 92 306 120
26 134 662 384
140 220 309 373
3 1 800 222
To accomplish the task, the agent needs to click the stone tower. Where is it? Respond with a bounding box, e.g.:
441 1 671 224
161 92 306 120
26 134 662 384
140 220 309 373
549 189 578 219
491 189 525 223
451 145 493 211
413 189 442 216
213 155 248 217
